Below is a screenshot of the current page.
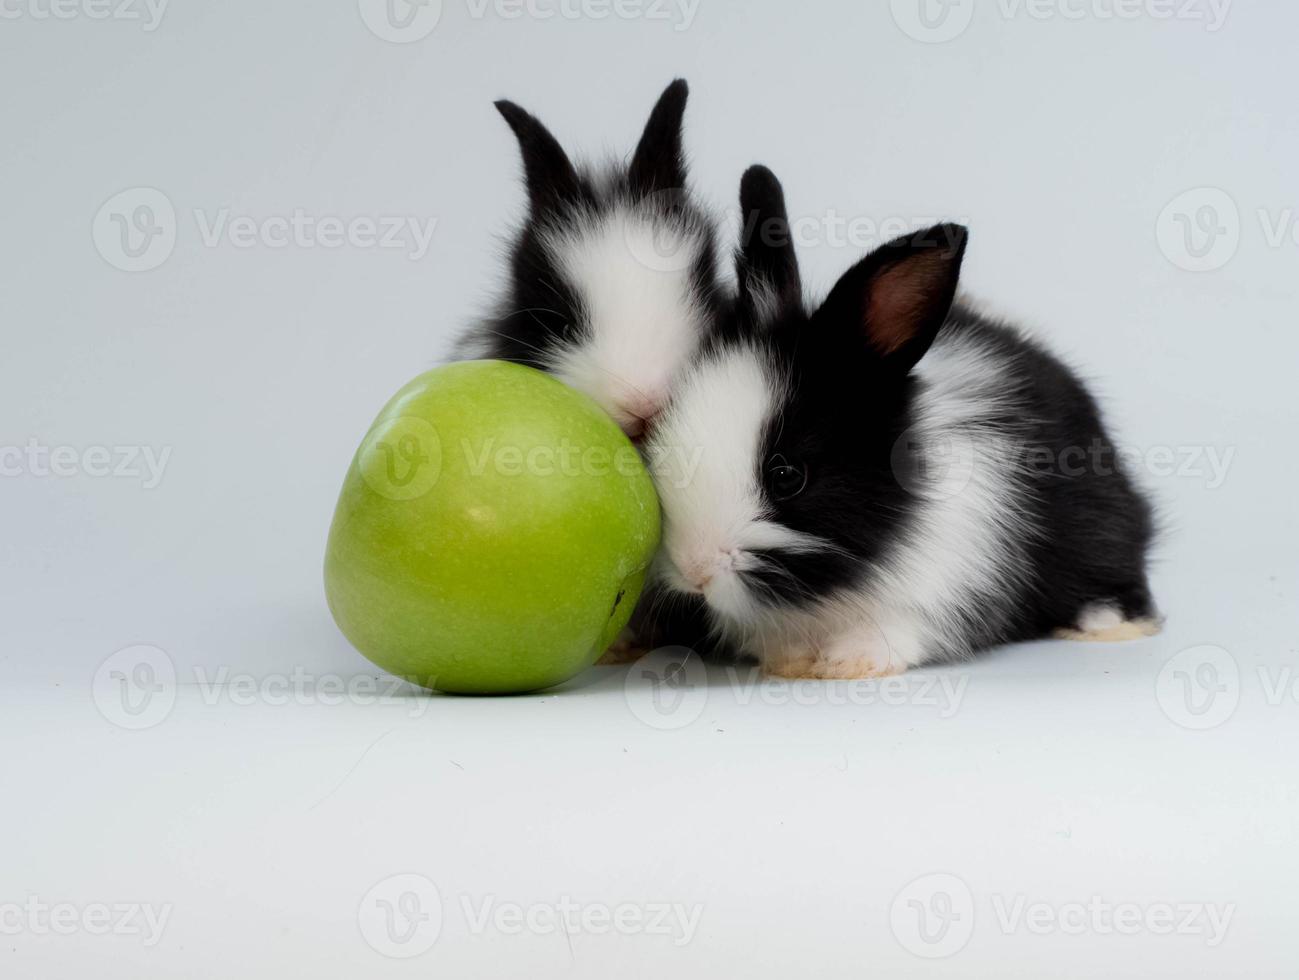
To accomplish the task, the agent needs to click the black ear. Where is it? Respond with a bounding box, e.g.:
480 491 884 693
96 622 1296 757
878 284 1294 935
736 165 802 322
494 99 581 216
627 79 689 195
813 224 968 373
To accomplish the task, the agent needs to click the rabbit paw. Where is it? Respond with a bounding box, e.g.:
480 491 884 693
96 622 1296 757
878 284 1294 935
1053 602 1163 642
763 638 904 680
595 628 650 665
762 647 822 679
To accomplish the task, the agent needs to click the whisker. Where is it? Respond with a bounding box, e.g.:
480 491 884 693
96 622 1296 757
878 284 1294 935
475 326 557 364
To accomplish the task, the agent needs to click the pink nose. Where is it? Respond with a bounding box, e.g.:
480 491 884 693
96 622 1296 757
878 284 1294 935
683 549 739 593
619 406 662 442
616 393 664 441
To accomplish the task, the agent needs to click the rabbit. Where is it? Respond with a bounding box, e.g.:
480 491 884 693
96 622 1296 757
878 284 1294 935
455 79 724 440
641 165 1159 679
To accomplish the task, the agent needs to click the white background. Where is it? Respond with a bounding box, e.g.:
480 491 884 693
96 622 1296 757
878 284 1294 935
2 0 1297 976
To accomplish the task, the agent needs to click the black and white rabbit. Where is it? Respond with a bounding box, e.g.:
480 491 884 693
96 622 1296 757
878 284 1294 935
457 79 722 439
643 165 1158 678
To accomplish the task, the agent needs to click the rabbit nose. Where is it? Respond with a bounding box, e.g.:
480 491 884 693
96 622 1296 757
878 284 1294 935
620 408 664 445
616 391 665 440
683 549 738 592
677 557 711 593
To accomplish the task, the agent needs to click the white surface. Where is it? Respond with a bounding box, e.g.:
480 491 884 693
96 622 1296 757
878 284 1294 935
2 1 1297 976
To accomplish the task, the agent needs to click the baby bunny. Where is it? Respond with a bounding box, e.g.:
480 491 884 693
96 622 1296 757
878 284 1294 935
457 79 723 439
644 165 1159 678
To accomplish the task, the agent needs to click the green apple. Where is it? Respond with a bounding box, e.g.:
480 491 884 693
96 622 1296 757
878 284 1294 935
324 360 660 694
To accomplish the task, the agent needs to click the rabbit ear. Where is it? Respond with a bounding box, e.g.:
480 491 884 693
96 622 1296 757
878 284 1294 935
814 224 968 373
628 78 689 195
736 165 802 323
494 99 581 216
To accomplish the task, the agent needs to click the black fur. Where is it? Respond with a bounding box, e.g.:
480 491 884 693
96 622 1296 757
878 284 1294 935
955 309 1159 634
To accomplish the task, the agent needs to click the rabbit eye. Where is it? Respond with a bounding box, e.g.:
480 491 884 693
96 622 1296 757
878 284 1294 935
765 454 808 501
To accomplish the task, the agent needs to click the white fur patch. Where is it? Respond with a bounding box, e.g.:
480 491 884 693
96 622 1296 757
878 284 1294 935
1054 603 1162 642
648 344 822 621
868 325 1038 658
1077 603 1124 633
541 204 710 434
